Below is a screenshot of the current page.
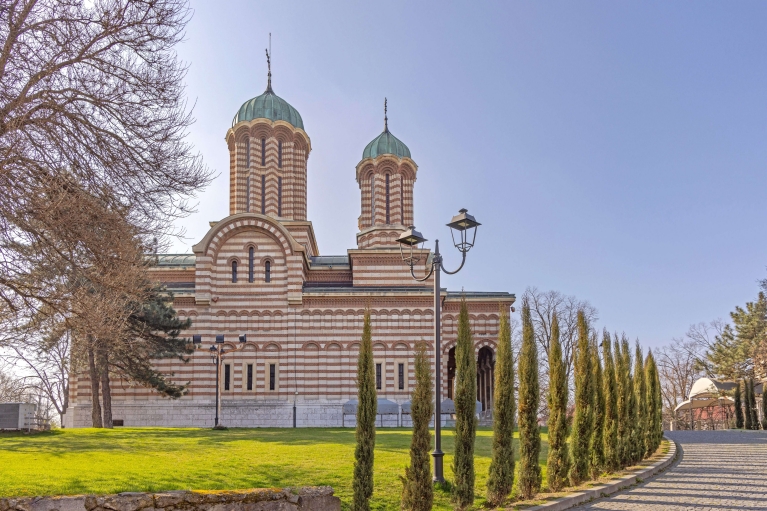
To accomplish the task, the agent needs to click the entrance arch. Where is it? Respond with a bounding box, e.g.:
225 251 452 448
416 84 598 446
446 345 495 412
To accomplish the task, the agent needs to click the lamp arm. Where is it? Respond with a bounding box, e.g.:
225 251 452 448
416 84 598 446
410 261 435 282
440 250 467 275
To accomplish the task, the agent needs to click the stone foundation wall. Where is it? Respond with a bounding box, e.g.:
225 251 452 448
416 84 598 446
66 400 456 428
0 488 340 511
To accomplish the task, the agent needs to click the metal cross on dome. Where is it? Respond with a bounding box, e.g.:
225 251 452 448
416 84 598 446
384 97 388 132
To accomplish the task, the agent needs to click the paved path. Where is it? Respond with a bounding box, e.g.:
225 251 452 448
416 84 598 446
571 430 767 511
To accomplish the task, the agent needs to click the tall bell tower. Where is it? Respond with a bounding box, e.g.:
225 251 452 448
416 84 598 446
355 100 418 249
226 51 311 221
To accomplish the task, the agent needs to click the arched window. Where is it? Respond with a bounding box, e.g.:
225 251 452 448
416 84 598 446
261 138 266 166
385 174 390 224
370 175 375 225
245 137 250 168
261 174 266 215
248 247 254 282
277 176 282 217
278 141 282 168
231 261 238 283
245 176 250 213
265 260 271 283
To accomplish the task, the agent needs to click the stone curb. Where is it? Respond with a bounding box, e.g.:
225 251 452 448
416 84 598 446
525 438 679 511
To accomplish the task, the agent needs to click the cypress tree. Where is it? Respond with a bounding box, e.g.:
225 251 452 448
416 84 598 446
487 306 515 506
622 336 636 467
762 383 767 430
545 312 569 492
643 351 660 456
652 359 663 450
633 343 647 463
568 311 592 486
613 336 628 468
734 381 744 429
602 331 619 472
589 335 604 479
353 310 376 511
452 298 476 510
401 342 433 511
749 378 759 430
517 300 541 499
744 379 753 430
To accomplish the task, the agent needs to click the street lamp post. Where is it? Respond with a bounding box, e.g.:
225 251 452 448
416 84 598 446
395 208 481 484
207 334 248 428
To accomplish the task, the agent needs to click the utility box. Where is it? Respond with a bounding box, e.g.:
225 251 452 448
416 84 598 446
0 403 37 430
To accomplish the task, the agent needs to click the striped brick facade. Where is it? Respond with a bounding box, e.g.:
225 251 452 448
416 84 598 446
64 103 514 429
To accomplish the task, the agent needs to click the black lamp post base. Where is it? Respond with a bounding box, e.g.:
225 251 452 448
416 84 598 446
432 450 445 483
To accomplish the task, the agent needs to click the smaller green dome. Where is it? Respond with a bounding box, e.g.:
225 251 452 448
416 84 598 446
232 86 304 130
362 129 411 160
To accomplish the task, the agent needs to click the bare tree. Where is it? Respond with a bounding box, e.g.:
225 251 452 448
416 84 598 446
523 287 598 419
0 317 72 426
0 363 31 402
0 0 210 316
655 336 706 428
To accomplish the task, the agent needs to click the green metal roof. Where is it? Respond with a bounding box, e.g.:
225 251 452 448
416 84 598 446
232 87 304 130
362 129 411 160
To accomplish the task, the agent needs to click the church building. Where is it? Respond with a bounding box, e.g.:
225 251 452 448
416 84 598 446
65 70 514 428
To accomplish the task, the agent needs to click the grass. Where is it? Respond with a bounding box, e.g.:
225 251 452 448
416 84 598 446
0 426 549 511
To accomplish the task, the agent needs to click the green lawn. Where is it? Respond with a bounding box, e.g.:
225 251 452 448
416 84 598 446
0 427 549 510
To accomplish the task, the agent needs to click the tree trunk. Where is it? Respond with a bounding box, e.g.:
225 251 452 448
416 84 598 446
98 345 113 429
87 345 103 428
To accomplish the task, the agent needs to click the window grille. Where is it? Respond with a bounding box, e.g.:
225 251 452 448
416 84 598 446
248 247 254 282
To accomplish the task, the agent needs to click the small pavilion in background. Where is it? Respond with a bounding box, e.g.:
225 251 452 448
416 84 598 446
673 377 761 430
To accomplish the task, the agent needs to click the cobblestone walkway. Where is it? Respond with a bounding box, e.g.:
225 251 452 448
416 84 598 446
570 430 767 511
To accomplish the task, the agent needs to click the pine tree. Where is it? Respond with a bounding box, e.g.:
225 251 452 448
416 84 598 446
613 336 628 468
401 342 433 511
487 306 515 506
545 312 569 492
744 379 753 430
633 343 647 463
762 382 767 430
734 381 744 429
644 351 660 456
749 378 759 430
602 331 619 472
353 310 376 511
622 336 636 466
589 335 605 479
568 310 592 486
452 298 476 510
517 300 542 499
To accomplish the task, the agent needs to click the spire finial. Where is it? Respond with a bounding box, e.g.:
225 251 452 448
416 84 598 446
384 97 388 132
265 33 273 93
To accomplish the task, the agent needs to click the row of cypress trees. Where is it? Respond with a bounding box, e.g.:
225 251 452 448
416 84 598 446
355 298 664 510
544 312 664 500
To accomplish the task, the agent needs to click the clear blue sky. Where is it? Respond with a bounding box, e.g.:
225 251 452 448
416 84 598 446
171 1 767 349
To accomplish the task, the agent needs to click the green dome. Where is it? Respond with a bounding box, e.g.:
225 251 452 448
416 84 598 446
362 129 411 160
232 87 304 130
